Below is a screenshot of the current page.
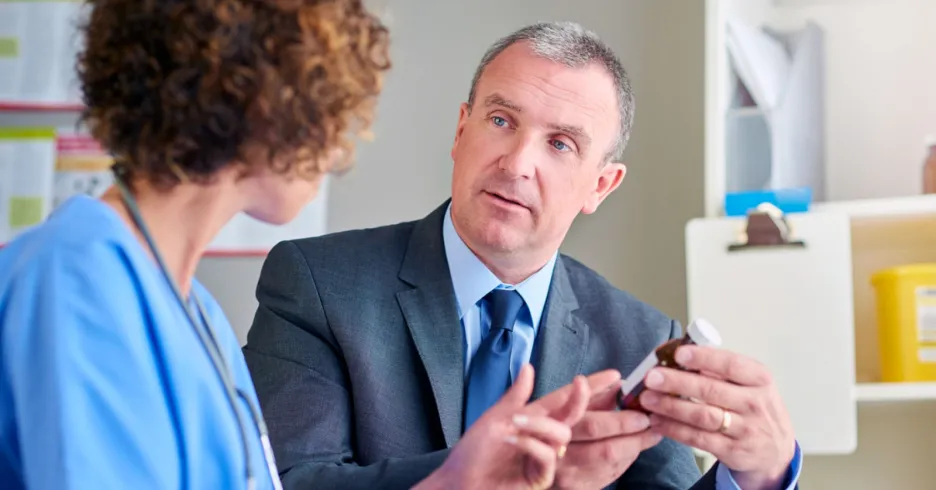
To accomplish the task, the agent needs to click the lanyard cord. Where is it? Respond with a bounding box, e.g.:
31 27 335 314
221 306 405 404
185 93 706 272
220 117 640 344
112 170 279 490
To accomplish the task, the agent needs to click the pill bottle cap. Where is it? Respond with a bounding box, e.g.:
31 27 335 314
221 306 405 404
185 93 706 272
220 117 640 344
687 318 722 347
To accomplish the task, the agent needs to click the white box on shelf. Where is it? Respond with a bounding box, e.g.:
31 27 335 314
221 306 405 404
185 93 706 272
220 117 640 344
723 15 826 200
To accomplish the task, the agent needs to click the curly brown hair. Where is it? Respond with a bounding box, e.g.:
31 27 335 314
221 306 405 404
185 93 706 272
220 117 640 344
77 0 390 189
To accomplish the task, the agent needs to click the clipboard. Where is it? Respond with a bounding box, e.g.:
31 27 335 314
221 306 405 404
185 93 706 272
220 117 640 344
685 207 857 454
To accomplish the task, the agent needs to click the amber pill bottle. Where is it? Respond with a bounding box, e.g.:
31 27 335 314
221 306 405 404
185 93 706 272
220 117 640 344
617 318 722 412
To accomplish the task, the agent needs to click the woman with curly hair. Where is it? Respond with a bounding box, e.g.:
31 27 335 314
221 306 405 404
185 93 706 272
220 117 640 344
0 1 592 489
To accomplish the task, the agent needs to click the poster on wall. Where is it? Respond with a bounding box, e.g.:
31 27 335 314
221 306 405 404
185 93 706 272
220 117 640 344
0 128 56 243
53 132 114 208
0 127 330 252
208 177 330 254
0 0 85 105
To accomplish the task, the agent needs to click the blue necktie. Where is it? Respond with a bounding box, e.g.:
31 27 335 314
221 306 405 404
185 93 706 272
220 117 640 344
463 288 525 430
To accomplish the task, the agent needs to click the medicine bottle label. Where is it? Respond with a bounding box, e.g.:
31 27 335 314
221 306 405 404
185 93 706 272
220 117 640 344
619 350 661 401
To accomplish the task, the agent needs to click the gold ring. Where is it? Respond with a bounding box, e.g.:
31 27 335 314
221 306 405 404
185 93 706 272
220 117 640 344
718 408 732 434
557 445 567 459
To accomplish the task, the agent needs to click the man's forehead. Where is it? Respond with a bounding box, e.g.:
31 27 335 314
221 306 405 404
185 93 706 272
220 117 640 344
478 49 617 118
484 42 615 92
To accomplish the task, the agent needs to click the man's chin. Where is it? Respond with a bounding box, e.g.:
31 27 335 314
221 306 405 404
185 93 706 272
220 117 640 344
474 226 528 254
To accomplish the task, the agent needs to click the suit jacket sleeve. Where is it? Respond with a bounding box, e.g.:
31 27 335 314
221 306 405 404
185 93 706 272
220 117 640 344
615 320 718 490
242 241 449 490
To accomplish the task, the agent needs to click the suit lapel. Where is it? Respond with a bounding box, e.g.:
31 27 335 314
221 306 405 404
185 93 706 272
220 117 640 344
396 202 465 448
532 258 589 399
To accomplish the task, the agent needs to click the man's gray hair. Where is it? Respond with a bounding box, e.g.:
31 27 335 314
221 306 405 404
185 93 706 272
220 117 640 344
466 21 635 162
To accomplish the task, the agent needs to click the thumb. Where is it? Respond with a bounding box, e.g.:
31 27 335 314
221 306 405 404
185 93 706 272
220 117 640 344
496 363 535 411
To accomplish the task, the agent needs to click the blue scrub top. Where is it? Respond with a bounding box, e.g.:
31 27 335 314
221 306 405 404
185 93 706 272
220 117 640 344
0 196 276 490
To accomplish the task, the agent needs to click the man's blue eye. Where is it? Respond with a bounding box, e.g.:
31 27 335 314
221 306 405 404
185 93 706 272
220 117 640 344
492 116 507 127
551 140 568 151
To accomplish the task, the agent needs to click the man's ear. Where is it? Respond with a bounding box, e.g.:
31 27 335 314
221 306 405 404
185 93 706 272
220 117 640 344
581 162 626 214
451 102 471 161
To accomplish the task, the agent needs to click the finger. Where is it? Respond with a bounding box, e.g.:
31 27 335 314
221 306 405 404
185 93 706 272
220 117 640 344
528 369 622 416
572 410 651 442
497 364 536 412
640 430 665 450
649 414 730 456
505 435 558 489
640 391 741 436
587 377 628 411
574 430 663 461
582 369 624 393
644 367 748 413
512 414 573 448
674 346 771 387
549 375 590 426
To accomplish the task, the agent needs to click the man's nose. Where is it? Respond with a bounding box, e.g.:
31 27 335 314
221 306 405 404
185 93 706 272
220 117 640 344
497 135 537 179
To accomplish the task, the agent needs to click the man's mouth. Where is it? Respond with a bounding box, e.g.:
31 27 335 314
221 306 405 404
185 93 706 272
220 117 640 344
485 191 528 210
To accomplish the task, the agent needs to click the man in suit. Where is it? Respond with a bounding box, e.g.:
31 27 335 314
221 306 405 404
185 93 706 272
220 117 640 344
243 21 802 490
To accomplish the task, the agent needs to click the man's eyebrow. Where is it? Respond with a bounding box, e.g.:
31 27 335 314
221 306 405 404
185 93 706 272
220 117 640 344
548 122 591 148
484 93 522 112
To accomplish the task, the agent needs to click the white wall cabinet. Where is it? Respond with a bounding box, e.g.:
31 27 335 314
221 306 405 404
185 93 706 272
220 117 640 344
700 0 936 487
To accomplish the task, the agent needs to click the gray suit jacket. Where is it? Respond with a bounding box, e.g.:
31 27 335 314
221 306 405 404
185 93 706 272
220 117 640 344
243 202 720 489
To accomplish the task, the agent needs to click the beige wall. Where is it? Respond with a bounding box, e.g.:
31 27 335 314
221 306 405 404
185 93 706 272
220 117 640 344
198 0 707 342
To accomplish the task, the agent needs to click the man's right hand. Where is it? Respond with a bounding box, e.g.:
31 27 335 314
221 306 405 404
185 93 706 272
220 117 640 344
528 370 664 490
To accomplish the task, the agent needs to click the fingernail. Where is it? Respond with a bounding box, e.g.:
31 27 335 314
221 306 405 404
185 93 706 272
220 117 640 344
513 414 529 427
675 347 692 364
504 435 518 445
645 370 664 388
641 391 660 407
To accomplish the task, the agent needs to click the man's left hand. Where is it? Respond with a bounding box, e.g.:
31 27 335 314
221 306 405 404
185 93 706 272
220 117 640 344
639 345 796 490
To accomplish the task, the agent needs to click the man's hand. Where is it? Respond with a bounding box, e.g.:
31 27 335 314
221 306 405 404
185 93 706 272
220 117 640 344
640 345 796 490
529 370 663 490
422 364 590 490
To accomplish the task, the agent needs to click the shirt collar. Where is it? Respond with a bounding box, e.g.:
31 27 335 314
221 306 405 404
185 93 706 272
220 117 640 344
442 202 557 329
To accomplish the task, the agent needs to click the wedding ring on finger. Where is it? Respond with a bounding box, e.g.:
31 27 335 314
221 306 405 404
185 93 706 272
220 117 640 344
718 408 733 435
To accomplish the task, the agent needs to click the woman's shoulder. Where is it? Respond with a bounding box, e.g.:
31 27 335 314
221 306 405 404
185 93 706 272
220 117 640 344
0 197 157 371
2 196 135 265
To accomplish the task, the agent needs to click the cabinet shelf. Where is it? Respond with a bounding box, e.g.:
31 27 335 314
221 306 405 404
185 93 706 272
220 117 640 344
855 382 936 402
773 0 891 6
812 194 936 220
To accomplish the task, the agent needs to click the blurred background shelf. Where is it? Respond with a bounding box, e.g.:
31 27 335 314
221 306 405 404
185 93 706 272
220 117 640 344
812 194 936 220
855 382 936 403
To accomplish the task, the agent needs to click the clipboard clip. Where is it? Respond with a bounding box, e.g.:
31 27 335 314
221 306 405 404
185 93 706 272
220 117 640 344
727 203 806 252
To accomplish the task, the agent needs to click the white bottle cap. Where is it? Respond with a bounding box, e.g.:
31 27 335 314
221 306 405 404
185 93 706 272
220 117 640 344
687 318 722 347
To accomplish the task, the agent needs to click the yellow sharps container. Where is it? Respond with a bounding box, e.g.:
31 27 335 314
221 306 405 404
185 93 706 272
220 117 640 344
870 264 936 382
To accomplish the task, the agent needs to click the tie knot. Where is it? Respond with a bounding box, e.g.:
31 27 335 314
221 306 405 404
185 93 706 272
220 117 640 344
485 288 524 333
